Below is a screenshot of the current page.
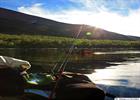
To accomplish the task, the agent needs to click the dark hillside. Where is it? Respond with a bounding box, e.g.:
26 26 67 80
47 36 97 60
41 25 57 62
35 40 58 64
0 8 140 40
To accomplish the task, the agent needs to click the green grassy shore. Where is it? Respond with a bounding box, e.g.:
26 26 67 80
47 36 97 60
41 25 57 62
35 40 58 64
0 33 140 48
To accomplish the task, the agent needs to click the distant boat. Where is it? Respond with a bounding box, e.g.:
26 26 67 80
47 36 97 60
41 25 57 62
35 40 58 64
80 48 93 56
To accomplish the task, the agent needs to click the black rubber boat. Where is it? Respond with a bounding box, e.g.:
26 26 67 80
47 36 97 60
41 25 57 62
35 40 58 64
0 56 105 100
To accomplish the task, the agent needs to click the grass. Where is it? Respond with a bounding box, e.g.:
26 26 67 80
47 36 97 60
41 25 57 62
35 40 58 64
0 33 140 48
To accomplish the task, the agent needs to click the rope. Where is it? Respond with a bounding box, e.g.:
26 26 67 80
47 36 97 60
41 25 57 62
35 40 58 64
57 24 84 73
48 24 84 100
51 25 83 75
51 24 84 74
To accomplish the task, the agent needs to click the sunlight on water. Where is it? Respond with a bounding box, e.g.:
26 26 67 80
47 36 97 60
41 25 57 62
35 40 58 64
87 62 140 89
94 51 140 55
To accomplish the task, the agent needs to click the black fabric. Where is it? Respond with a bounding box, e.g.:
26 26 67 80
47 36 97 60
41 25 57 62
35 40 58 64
55 74 105 100
0 67 25 96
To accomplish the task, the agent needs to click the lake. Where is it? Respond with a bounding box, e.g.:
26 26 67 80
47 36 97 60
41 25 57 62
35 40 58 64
0 48 140 99
86 51 140 99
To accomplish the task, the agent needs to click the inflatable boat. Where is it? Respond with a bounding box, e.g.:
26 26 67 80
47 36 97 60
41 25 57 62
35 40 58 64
0 56 105 100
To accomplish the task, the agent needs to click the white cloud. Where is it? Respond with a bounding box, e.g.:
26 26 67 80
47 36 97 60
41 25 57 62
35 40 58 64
69 0 96 8
18 3 140 37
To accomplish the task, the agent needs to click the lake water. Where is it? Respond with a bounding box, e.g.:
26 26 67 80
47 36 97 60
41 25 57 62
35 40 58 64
87 51 140 99
0 48 140 99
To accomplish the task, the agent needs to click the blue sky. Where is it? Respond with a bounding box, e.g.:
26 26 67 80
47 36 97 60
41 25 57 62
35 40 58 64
1 0 140 36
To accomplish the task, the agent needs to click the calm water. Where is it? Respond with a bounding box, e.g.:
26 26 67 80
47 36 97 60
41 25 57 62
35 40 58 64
87 52 140 99
0 48 140 99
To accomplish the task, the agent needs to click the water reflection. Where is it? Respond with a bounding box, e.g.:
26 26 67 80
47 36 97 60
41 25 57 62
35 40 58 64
87 60 140 98
94 51 140 55
87 62 140 88
0 48 140 72
0 48 140 98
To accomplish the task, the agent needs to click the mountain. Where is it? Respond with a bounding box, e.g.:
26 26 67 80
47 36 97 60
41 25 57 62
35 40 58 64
0 7 140 40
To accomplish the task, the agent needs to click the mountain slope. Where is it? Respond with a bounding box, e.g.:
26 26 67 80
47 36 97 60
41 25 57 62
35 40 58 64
0 7 140 40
